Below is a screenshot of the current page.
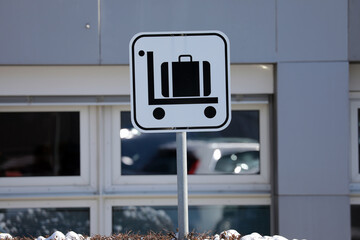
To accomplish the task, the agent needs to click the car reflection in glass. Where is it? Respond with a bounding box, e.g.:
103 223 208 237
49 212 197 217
214 151 259 174
121 133 260 175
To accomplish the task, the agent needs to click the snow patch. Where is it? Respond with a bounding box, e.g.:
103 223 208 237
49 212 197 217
0 233 12 240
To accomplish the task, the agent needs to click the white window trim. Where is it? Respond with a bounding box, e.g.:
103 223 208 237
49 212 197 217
104 194 270 236
0 106 97 192
0 198 98 235
105 103 270 192
351 195 360 204
0 65 273 96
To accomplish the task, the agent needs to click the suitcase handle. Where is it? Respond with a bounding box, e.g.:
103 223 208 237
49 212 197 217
178 55 192 62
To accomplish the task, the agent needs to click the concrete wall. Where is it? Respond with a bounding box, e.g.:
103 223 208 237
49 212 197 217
0 0 349 64
0 0 277 64
0 0 99 64
0 0 353 239
275 1 350 238
276 62 350 239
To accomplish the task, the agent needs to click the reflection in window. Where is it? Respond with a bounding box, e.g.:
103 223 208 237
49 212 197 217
0 112 80 177
215 151 260 174
112 205 270 235
120 110 260 175
352 205 360 240
0 207 90 237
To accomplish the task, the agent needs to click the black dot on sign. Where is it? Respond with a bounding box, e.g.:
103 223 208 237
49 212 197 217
204 106 216 118
153 107 165 120
138 50 145 56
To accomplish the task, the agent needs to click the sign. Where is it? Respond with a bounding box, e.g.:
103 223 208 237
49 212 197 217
130 31 231 133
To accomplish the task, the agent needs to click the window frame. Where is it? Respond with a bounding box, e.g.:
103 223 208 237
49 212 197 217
0 198 98 235
0 106 96 192
350 100 360 183
351 197 360 240
104 194 271 236
106 102 270 192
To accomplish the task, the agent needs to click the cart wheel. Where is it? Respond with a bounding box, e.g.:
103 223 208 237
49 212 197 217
138 50 145 56
204 106 216 118
153 107 165 120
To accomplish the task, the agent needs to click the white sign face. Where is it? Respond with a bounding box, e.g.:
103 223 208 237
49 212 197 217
130 31 231 133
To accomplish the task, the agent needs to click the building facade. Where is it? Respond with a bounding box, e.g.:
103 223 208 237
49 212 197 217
0 1 358 239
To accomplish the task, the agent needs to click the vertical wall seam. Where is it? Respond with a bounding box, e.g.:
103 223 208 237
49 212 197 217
275 0 278 54
348 0 350 60
98 0 102 65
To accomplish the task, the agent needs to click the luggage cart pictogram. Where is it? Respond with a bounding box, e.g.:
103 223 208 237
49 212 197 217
130 31 231 133
142 51 219 120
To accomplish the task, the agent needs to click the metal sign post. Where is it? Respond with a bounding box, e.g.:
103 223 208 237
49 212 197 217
176 132 189 240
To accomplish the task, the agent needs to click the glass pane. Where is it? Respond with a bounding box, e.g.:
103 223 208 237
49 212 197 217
352 205 360 240
0 112 80 177
112 205 270 236
0 207 90 237
120 110 260 175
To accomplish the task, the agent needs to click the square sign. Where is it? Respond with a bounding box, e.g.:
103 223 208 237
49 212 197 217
130 31 231 133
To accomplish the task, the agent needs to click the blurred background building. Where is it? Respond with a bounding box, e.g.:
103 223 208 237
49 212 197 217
0 1 358 239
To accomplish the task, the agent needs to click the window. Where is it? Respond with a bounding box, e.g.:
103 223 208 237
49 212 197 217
0 207 90 237
109 103 270 190
106 195 270 236
351 101 360 183
0 106 94 190
351 196 360 240
120 110 260 176
104 101 271 235
112 205 270 235
0 64 274 236
350 65 360 240
0 112 80 177
352 204 360 240
0 200 97 236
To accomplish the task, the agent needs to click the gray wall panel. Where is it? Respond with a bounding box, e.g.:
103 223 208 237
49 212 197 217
0 0 99 64
277 0 347 61
349 0 360 61
100 0 276 64
277 196 351 240
277 62 349 195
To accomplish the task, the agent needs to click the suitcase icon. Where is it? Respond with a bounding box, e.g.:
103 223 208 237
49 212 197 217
145 51 218 120
161 55 211 98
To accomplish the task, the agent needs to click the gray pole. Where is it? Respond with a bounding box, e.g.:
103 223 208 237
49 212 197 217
176 131 189 240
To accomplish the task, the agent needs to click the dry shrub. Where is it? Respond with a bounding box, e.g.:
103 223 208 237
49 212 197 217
4 231 242 240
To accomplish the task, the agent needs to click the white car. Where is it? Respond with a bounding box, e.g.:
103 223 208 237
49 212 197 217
143 139 260 175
